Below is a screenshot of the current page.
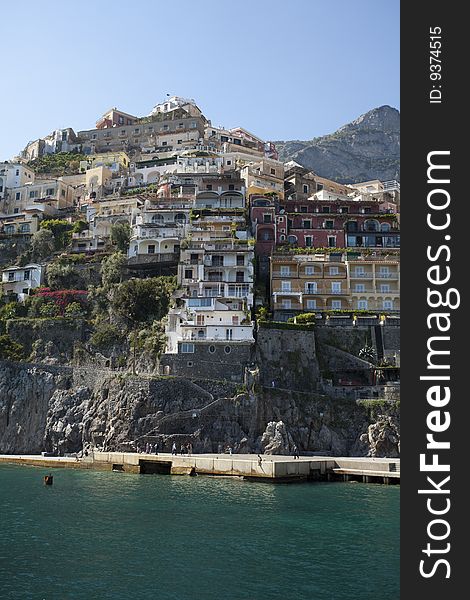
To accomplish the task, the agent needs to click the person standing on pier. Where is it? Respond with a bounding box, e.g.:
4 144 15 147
293 445 300 459
154 442 159 455
172 442 177 456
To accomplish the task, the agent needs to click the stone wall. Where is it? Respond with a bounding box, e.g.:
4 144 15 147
160 342 253 382
255 328 319 391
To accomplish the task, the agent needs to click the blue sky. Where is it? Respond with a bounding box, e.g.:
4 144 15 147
0 0 399 160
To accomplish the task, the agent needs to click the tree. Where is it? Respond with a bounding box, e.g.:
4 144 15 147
64 301 86 319
0 334 24 361
111 277 176 324
101 252 127 288
30 229 55 260
40 219 73 250
110 222 131 253
46 261 85 290
72 220 89 234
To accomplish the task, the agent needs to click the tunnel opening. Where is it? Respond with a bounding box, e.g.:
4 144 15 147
139 460 172 475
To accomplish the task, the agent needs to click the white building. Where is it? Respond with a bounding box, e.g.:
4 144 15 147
1 264 44 300
166 297 254 353
128 204 190 262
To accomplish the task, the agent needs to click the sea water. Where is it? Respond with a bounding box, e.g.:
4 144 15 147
0 465 399 600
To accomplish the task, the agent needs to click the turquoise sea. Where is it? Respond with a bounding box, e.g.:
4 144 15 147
0 465 399 600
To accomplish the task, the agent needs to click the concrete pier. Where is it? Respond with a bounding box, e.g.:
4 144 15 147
0 453 400 483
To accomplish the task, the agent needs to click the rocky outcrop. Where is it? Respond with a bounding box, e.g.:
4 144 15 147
275 106 400 183
0 360 399 458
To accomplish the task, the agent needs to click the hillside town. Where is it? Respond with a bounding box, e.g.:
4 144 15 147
0 96 400 391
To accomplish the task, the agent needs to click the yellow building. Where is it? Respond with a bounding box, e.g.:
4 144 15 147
79 151 130 173
270 251 400 320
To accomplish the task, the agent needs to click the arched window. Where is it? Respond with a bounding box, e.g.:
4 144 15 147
287 235 298 244
380 222 391 232
175 213 186 224
364 220 380 232
152 214 164 224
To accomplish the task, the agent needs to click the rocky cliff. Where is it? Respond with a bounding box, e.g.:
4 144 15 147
275 105 400 183
0 360 399 458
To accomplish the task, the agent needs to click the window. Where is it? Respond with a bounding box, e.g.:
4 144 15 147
328 236 336 248
331 282 342 293
190 122 197 128
228 184 235 190
380 284 391 293
300 206 308 213
303 220 311 229
325 220 334 229
148 245 155 254
209 345 216 353
329 266 339 275
23 270 30 280
226 160 232 166
281 281 292 292
379 267 390 276
162 141 168 146
185 269 193 279
282 299 292 309
270 168 276 175
224 345 232 353
322 206 330 213
263 214 272 223
306 299 316 309
381 223 391 232
211 255 223 266
354 267 365 276
305 266 315 275
206 184 212 190
188 298 212 307
280 265 290 276
226 329 233 341
358 300 368 310
15 192 21 200
61 189 65 197
29 190 37 199
236 271 244 283
305 282 317 294
305 236 313 247
355 284 365 292
236 255 244 266
383 300 394 310
303 184 309 194
20 224 30 233
340 207 349 214
181 343 195 353
46 188 54 196
15 169 20 176
331 300 342 310
8 272 15 281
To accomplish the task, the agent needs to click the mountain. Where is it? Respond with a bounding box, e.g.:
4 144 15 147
274 106 400 184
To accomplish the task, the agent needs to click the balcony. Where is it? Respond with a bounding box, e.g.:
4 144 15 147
351 272 374 279
376 272 399 279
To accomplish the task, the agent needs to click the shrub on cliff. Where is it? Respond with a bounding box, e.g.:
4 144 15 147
46 261 86 290
0 334 24 361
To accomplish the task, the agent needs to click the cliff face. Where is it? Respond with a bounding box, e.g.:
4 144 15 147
0 361 399 458
275 105 400 183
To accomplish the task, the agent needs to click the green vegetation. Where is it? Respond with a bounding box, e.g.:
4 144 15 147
40 219 73 250
110 222 131 253
0 334 24 361
90 322 125 349
28 152 87 176
111 276 176 324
